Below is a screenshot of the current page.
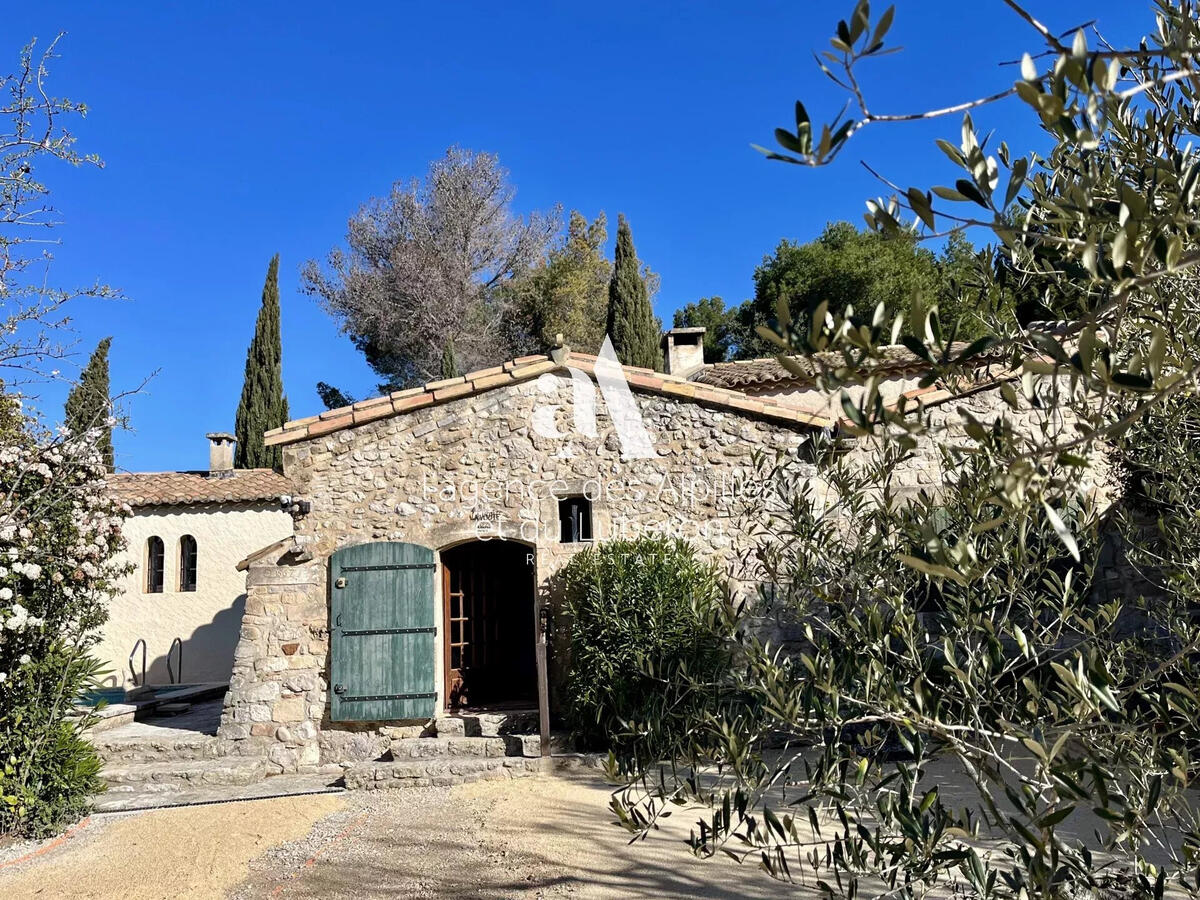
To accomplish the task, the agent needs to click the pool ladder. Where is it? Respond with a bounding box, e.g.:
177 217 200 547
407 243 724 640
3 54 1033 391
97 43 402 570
127 636 183 687
166 637 183 685
128 638 146 687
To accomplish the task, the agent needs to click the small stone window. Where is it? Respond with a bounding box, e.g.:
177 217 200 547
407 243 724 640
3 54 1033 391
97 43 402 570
179 535 197 592
558 496 593 543
145 536 164 593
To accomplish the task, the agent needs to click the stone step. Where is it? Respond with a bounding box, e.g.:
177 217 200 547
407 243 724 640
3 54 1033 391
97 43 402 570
388 736 508 760
409 730 570 759
344 755 545 790
502 734 543 758
100 755 267 793
93 733 223 764
435 710 539 738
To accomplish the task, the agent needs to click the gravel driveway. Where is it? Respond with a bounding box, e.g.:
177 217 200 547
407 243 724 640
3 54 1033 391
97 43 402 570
0 771 804 899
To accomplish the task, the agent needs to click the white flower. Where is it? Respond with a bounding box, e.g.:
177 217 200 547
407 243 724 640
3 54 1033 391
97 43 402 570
0 673 7 683
0 588 12 601
18 654 29 665
16 562 41 580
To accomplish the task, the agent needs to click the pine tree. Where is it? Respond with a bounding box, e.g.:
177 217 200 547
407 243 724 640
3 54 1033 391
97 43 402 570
441 338 458 379
605 215 662 370
234 255 289 470
64 336 114 470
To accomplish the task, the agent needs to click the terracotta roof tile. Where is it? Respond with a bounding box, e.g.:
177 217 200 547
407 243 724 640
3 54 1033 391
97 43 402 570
392 393 435 414
352 403 395 426
308 414 353 438
425 375 467 391
431 382 474 402
471 371 515 390
107 469 292 508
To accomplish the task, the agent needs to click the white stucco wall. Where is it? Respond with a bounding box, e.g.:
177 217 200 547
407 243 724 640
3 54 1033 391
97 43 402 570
96 502 292 688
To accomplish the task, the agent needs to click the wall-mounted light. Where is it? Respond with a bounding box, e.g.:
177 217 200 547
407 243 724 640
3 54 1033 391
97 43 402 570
279 495 312 516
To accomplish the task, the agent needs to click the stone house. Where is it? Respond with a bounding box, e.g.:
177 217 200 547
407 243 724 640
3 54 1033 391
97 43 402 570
101 433 292 688
217 332 1020 774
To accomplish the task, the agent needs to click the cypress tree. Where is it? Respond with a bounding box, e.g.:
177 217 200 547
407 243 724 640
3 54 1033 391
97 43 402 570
64 336 114 470
441 338 458 379
605 214 662 370
234 255 289 470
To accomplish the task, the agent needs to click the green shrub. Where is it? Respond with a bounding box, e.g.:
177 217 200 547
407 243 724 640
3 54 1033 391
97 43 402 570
560 536 730 762
0 393 128 838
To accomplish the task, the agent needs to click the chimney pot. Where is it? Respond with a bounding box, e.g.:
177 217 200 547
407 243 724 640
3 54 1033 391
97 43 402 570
206 432 236 474
661 327 706 376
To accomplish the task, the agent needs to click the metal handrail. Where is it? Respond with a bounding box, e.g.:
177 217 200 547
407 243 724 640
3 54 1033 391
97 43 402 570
128 638 146 687
166 637 183 685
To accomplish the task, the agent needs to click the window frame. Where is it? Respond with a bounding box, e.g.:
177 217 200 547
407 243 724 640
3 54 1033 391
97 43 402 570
558 496 593 544
179 534 197 592
145 536 165 594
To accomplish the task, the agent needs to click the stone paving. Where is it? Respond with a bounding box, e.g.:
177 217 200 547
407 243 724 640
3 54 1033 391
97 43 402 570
91 698 222 750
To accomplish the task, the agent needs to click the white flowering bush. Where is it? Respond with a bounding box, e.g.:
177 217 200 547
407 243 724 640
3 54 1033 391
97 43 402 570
0 396 128 836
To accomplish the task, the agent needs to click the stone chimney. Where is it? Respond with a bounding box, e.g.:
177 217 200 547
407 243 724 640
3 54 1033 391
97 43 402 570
661 327 706 376
206 432 236 474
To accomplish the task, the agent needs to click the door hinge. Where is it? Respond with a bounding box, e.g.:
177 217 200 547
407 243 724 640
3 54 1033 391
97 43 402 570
342 626 437 636
338 691 436 702
340 563 435 572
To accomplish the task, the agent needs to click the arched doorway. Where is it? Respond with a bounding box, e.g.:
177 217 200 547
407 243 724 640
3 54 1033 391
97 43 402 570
441 540 536 709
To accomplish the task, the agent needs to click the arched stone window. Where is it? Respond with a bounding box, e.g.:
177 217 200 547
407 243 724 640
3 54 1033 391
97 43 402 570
179 535 197 592
145 536 165 593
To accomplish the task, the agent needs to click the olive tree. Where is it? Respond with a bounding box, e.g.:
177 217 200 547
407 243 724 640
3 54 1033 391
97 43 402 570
611 2 1200 897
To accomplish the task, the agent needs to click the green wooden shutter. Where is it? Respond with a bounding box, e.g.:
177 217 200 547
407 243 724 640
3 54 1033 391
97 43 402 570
329 541 436 721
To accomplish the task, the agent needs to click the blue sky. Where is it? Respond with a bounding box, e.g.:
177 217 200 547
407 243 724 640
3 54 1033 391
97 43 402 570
10 1 1147 471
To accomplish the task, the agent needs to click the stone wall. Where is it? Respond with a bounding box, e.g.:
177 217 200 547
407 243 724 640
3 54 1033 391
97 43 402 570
219 375 815 771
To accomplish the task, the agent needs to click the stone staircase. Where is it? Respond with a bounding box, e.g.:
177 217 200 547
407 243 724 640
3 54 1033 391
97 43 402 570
91 703 592 803
90 698 275 806
344 710 555 790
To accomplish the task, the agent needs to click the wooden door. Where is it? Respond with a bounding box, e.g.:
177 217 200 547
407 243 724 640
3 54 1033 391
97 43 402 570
329 541 436 721
442 541 535 709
